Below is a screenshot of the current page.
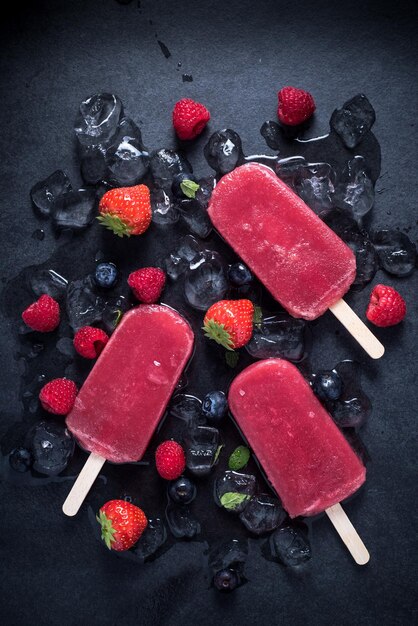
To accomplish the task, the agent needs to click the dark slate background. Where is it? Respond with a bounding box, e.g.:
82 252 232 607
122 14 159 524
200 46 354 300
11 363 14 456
1 1 417 624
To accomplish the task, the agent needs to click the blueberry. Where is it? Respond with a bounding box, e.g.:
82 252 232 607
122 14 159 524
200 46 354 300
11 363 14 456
213 568 241 592
94 262 118 289
312 370 343 401
171 172 198 199
228 262 253 286
168 477 197 504
9 447 33 472
202 391 228 423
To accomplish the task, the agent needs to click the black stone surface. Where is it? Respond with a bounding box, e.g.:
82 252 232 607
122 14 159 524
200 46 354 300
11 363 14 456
1 1 417 624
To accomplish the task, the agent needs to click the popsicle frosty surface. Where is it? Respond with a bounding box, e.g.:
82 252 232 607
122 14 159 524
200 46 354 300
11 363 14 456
228 359 366 517
66 305 194 463
208 163 356 320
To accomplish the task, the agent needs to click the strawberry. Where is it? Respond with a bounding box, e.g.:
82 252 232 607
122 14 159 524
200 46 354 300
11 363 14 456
366 284 406 327
173 98 211 140
128 267 166 303
22 294 60 332
39 378 78 415
277 86 316 126
73 326 109 359
97 500 148 551
98 184 151 237
155 440 185 480
203 299 254 350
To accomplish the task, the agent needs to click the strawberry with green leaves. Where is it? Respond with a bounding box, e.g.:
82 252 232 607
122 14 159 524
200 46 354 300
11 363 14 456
98 184 151 237
203 299 254 350
97 500 148 551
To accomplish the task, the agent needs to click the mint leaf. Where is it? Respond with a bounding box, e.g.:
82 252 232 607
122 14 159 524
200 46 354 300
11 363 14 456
220 492 250 511
225 350 239 368
114 309 123 328
180 180 200 199
214 444 224 464
253 305 263 326
228 446 250 470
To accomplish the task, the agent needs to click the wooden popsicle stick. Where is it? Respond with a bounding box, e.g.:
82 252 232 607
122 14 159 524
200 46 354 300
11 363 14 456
62 453 106 517
329 298 384 359
325 503 370 565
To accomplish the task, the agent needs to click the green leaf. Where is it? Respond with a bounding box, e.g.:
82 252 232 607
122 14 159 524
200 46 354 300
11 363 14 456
225 350 239 368
228 446 250 470
180 180 200 199
220 492 250 511
214 444 224 464
253 305 263 326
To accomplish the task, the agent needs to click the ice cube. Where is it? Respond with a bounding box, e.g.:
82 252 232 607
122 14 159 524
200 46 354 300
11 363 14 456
204 129 245 174
344 231 378 287
330 94 376 149
66 275 105 330
106 117 149 186
296 162 335 213
101 296 128 334
165 505 200 539
178 199 212 238
30 170 73 217
29 268 68 300
163 253 188 281
334 156 374 220
195 176 216 208
133 518 167 562
245 314 306 362
331 360 371 428
183 425 220 476
150 149 192 190
176 234 203 263
268 523 312 566
52 189 97 231
321 209 377 287
80 146 107 185
56 337 76 357
215 471 256 513
169 394 204 426
239 494 286 535
274 156 307 189
27 420 75 476
260 120 282 150
209 539 248 574
151 189 179 225
184 251 228 310
74 93 123 147
372 230 417 277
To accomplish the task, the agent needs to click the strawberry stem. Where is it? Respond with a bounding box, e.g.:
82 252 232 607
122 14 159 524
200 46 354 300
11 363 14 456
97 214 133 237
203 319 234 350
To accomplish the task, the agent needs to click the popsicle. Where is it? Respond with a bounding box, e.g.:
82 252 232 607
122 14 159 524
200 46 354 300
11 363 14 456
63 304 194 516
208 162 384 358
228 358 369 564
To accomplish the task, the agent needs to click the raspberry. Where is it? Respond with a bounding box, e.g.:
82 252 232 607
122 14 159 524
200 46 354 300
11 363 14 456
73 326 109 359
366 284 406 327
128 267 166 303
277 86 316 126
173 98 210 140
22 295 60 332
39 378 78 415
155 441 185 480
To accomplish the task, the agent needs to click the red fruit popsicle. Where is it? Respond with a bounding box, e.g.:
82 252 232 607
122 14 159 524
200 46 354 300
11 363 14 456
63 304 194 515
208 163 384 358
228 359 369 564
